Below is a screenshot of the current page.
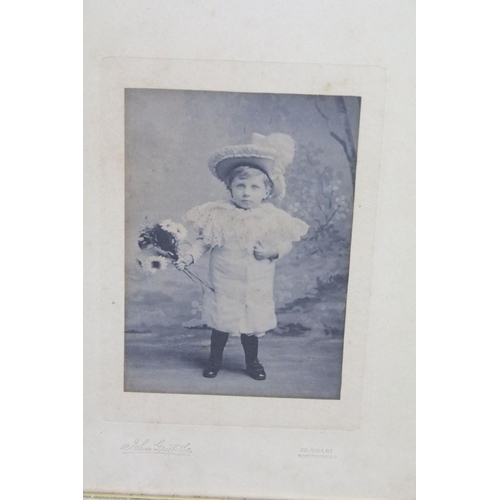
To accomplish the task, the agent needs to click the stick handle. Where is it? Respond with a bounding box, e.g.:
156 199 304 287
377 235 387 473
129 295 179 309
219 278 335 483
184 268 215 292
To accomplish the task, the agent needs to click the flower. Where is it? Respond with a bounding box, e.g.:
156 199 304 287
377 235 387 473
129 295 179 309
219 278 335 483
160 219 174 230
160 219 188 241
138 218 214 290
138 255 169 274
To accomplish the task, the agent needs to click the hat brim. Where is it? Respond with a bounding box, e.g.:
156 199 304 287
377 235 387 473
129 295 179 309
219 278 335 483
213 157 284 199
208 143 286 199
214 156 277 182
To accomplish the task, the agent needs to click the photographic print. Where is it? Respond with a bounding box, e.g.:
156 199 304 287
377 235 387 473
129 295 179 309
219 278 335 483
124 89 361 400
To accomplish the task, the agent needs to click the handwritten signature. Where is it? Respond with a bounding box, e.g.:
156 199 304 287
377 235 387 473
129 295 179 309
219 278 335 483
121 439 192 456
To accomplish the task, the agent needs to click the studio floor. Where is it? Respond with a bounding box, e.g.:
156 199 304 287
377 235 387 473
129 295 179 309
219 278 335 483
124 328 344 400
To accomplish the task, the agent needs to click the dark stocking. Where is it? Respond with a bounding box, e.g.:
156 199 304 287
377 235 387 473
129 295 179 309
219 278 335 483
240 334 266 381
203 329 229 378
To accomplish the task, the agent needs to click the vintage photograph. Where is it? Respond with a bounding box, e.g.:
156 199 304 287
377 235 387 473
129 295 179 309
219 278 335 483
124 89 361 400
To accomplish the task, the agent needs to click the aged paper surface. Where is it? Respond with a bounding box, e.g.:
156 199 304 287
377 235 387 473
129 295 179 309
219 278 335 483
99 59 384 430
84 1 415 499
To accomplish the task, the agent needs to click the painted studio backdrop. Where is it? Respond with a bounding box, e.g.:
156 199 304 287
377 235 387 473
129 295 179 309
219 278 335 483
124 89 361 399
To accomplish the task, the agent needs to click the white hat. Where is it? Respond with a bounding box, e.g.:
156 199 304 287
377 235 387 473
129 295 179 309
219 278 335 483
208 133 295 200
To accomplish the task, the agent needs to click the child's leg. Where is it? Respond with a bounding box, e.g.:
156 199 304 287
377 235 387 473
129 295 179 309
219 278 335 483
240 334 266 381
203 329 229 378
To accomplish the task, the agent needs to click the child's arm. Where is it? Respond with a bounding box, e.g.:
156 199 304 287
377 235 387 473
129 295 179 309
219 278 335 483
275 241 293 259
174 236 211 271
253 241 293 261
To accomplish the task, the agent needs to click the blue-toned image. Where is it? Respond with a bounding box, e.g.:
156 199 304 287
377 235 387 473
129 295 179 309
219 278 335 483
124 89 360 399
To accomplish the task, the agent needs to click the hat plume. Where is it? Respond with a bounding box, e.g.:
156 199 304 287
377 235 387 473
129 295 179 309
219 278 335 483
251 133 295 169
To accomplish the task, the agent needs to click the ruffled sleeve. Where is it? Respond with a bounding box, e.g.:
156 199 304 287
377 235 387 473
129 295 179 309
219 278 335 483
287 214 309 241
184 201 227 247
269 207 309 243
184 201 309 253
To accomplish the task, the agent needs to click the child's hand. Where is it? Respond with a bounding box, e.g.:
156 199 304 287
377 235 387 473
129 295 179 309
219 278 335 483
253 242 279 261
174 254 194 271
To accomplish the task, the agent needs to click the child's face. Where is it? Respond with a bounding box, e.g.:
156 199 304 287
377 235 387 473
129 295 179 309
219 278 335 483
230 171 270 209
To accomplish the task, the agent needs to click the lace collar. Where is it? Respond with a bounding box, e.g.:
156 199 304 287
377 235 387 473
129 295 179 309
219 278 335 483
222 199 277 217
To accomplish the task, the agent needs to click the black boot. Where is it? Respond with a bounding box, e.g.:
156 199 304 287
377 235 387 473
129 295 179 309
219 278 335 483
203 330 229 378
241 334 266 381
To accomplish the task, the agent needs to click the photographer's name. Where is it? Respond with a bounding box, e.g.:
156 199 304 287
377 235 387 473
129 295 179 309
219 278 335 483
121 439 192 456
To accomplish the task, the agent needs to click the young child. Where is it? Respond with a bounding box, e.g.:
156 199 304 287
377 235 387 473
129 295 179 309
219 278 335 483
174 133 309 380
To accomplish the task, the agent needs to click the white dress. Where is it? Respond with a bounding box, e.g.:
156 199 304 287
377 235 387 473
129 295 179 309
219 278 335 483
185 200 309 337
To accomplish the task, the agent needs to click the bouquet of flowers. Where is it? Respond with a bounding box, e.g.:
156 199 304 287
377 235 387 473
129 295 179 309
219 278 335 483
137 219 213 291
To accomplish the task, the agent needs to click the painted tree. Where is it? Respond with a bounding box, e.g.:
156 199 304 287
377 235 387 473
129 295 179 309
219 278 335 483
277 113 359 336
284 141 350 258
314 96 359 189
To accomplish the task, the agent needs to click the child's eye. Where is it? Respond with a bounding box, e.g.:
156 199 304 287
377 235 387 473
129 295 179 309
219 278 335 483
252 185 260 190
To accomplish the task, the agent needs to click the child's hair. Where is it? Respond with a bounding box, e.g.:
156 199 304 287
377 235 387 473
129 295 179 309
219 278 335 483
225 165 273 195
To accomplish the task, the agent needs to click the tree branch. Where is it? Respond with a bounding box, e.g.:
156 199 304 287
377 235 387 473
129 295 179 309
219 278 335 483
315 197 329 221
314 96 359 188
334 96 358 185
334 96 357 162
314 98 354 165
324 205 340 226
